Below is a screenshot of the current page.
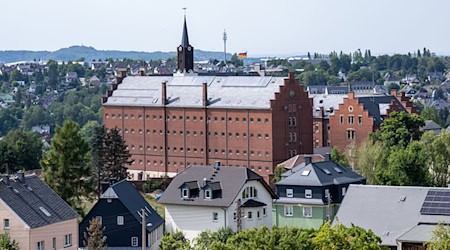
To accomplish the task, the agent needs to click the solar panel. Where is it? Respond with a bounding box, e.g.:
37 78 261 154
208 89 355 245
420 189 450 216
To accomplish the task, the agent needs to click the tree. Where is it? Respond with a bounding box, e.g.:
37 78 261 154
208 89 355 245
0 128 43 173
194 227 235 250
0 232 20 250
83 218 107 250
101 127 132 181
0 108 19 136
273 165 287 183
355 139 388 185
421 106 445 128
160 231 191 250
47 60 59 89
421 132 450 187
41 120 94 214
372 111 425 148
376 141 430 186
331 147 349 168
427 224 450 250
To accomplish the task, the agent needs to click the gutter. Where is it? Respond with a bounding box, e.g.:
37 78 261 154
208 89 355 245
221 207 227 228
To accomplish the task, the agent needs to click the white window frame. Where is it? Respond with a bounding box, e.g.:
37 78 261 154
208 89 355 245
303 206 313 218
342 187 347 196
3 219 9 229
305 189 312 199
257 210 261 219
205 189 212 199
64 234 72 247
36 241 44 250
247 211 253 220
117 216 124 225
182 188 189 198
284 205 294 217
131 236 138 247
263 207 267 217
286 188 294 198
212 212 219 222
325 189 330 199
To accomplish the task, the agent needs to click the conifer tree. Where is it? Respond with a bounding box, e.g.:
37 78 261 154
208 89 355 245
101 127 132 181
83 218 107 250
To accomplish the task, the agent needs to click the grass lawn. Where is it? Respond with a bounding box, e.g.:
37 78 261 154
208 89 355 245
142 192 165 219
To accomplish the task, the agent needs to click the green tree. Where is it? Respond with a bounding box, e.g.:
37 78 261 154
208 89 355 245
47 60 59 89
0 129 43 173
376 141 430 186
194 227 235 250
421 132 450 187
421 106 445 128
331 147 349 168
160 231 191 250
273 164 287 183
0 108 20 136
41 120 94 214
0 232 20 250
101 127 132 181
83 218 107 250
355 139 388 185
427 223 450 250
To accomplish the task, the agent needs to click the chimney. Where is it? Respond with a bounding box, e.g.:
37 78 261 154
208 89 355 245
390 89 398 97
325 153 331 161
115 69 127 84
304 156 312 165
319 107 324 118
139 69 145 76
2 175 10 186
161 81 167 105
214 161 221 170
202 82 208 107
17 171 25 183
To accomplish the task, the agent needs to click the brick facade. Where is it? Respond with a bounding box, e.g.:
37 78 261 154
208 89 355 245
102 73 313 181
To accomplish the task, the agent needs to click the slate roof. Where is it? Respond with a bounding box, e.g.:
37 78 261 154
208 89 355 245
396 224 435 244
100 180 164 232
159 165 276 207
241 199 266 207
277 160 365 186
420 120 442 134
0 174 78 229
103 75 286 109
334 185 450 246
357 95 405 124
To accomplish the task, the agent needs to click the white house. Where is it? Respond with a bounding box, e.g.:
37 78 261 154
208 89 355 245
158 163 276 241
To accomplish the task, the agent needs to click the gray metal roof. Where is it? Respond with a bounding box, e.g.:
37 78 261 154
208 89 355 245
311 94 346 118
277 160 365 187
396 224 436 243
334 185 450 246
357 95 406 124
0 174 78 229
158 165 276 207
103 75 286 109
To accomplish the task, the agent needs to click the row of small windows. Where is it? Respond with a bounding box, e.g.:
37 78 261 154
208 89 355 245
131 159 270 172
288 117 297 127
340 115 363 125
232 207 267 222
121 128 270 139
104 113 270 124
126 145 271 157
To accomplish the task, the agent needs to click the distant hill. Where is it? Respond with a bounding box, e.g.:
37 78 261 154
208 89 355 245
0 45 232 63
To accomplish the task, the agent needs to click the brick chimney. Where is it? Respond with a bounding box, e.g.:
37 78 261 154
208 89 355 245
202 82 208 107
325 153 331 161
390 89 398 97
304 156 312 165
139 69 145 76
348 91 355 99
161 81 167 105
115 69 127 84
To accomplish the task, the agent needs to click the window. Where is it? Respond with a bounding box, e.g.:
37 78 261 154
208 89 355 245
325 189 330 199
286 189 294 198
305 189 312 198
284 205 293 216
212 212 219 221
263 207 267 216
37 241 44 250
117 216 124 225
347 129 356 140
342 187 347 196
288 117 292 127
348 115 354 124
247 211 253 220
182 188 189 198
64 234 72 247
358 115 363 125
96 216 102 225
52 237 56 250
131 237 138 247
3 219 9 229
340 115 344 124
293 132 297 142
257 210 261 219
292 117 297 126
205 189 212 199
242 186 257 199
303 207 312 217
233 212 237 221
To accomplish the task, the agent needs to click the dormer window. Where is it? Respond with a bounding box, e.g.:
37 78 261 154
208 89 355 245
205 189 212 199
182 188 189 198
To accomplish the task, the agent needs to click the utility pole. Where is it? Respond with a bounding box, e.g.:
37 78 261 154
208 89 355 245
141 208 146 250
223 30 227 63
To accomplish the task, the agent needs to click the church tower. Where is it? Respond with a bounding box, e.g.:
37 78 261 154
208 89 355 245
177 15 194 72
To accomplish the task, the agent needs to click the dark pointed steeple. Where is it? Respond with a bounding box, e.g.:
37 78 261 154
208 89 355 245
177 13 194 73
181 16 189 48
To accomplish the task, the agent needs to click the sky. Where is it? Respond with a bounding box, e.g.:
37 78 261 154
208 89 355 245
1 0 449 57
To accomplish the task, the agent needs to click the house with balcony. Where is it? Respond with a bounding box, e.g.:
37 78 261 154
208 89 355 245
158 163 276 241
272 154 365 229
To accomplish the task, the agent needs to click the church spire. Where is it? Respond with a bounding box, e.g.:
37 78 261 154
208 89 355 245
181 15 189 48
177 9 194 73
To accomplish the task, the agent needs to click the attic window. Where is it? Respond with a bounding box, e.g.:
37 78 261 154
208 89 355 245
205 189 212 199
39 207 51 217
301 170 311 176
182 188 189 198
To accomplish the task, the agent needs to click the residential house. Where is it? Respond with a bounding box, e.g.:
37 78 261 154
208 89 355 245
65 72 79 84
335 185 450 250
420 120 442 135
273 155 365 229
0 172 79 250
159 163 276 241
276 154 325 170
79 180 164 250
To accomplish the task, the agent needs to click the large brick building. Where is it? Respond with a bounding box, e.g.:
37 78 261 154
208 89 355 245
101 18 313 181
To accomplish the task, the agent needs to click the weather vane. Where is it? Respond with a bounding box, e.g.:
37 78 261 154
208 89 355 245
182 7 187 16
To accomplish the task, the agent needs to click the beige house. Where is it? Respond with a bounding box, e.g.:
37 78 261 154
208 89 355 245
0 172 79 250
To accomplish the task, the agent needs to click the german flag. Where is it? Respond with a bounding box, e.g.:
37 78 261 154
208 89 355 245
238 52 247 58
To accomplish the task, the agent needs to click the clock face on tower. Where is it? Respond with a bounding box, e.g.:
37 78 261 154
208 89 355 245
178 46 183 52
187 46 192 51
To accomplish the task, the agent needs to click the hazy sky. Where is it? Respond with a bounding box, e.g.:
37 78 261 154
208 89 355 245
2 0 449 56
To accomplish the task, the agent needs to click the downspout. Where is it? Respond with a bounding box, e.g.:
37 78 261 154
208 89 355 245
222 207 227 228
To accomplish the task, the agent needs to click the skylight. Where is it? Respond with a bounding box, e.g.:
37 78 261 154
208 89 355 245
333 167 343 173
322 169 331 175
301 170 311 176
39 207 51 217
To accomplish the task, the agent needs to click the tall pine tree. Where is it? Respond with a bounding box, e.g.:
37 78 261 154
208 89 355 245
83 218 107 250
101 127 132 181
41 120 94 214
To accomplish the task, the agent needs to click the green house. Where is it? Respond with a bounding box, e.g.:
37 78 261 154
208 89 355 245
272 154 365 229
